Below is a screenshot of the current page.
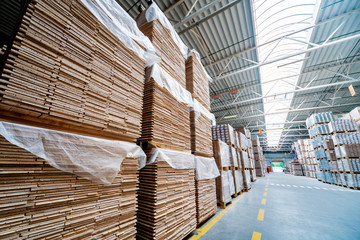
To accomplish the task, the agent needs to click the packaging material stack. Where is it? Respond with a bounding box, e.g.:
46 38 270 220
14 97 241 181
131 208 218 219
194 156 220 225
213 140 235 208
135 4 197 238
186 50 214 157
247 137 256 182
306 112 334 182
252 136 266 177
348 107 360 130
212 124 236 147
0 0 154 141
0 1 153 238
185 48 217 225
291 161 304 176
330 119 360 189
325 139 339 183
293 139 318 178
229 145 243 196
236 128 252 190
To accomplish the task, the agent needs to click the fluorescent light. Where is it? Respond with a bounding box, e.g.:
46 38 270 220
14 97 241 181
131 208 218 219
224 115 237 119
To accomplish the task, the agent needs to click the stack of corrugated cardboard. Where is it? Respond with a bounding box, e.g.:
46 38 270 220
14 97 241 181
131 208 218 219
136 3 197 239
0 1 151 238
252 137 266 177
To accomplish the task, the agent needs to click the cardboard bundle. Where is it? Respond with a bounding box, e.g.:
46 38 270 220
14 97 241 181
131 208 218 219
137 148 196 240
0 0 147 141
185 52 210 110
212 124 236 146
243 169 252 190
139 65 191 151
216 171 235 207
195 178 217 225
190 110 213 157
213 140 232 168
233 170 243 194
0 135 139 239
136 4 186 88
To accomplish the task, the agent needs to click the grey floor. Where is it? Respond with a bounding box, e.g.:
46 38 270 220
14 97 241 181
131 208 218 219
194 172 360 240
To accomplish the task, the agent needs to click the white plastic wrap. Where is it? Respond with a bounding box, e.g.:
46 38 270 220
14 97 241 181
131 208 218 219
187 49 213 82
228 171 235 195
221 172 232 203
0 121 146 185
219 140 231 167
150 64 193 106
80 0 160 66
191 98 216 124
145 3 188 59
195 156 220 180
147 148 195 169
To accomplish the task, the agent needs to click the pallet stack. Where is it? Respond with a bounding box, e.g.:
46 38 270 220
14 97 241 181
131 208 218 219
0 123 143 239
0 0 150 141
348 107 360 130
252 136 266 177
186 50 217 225
294 139 318 178
0 0 152 238
135 3 197 238
194 156 219 225
213 139 235 208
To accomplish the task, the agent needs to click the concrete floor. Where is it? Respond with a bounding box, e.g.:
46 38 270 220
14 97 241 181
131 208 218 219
191 172 360 240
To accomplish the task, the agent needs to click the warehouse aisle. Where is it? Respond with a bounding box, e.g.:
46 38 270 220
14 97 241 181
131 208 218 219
191 173 360 240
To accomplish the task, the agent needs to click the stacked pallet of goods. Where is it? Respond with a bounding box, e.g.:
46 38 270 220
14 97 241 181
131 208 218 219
135 4 198 238
306 112 334 182
213 139 235 208
185 49 218 225
344 107 360 130
0 0 153 238
292 141 306 176
236 128 252 190
252 136 266 177
329 118 360 189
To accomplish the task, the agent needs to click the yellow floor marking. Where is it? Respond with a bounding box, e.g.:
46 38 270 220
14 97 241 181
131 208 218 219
257 209 265 221
263 192 267 196
189 193 246 240
252 231 262 240
261 198 266 205
264 188 268 191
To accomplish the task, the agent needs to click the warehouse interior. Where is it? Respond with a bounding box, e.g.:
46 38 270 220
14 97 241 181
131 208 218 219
0 0 359 239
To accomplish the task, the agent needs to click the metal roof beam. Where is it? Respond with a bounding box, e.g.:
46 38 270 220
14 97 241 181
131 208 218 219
178 0 242 35
211 77 360 112
212 33 360 82
220 102 359 122
204 8 360 69
163 0 187 14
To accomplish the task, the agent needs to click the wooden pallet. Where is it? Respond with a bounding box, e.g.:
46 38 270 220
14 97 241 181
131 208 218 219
0 0 145 142
0 135 139 239
217 200 232 209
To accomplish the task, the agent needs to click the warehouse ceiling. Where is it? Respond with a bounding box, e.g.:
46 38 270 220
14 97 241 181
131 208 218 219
119 0 360 151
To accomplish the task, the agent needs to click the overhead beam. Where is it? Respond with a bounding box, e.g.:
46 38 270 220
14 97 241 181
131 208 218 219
211 78 360 112
212 33 360 82
164 0 187 14
178 0 242 35
204 8 360 69
219 102 360 122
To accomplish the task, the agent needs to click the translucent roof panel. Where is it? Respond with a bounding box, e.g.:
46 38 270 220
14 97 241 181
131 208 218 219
252 0 320 147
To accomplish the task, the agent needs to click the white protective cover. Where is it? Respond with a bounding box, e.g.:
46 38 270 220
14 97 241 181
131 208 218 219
145 3 189 59
219 140 231 167
187 49 212 82
0 121 146 185
192 98 216 125
80 0 160 66
150 63 193 106
148 148 195 169
195 156 220 180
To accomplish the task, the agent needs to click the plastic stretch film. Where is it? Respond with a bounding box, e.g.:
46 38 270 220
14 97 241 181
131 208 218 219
195 156 220 180
145 3 189 59
187 49 212 82
219 140 231 167
191 98 216 125
150 64 193 106
81 0 160 66
148 148 195 169
0 121 146 185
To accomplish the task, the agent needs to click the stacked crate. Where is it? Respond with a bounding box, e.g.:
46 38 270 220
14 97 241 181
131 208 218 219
135 3 197 238
306 112 334 182
236 129 252 190
186 49 216 225
252 136 266 177
349 107 360 130
213 139 235 208
0 1 150 238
